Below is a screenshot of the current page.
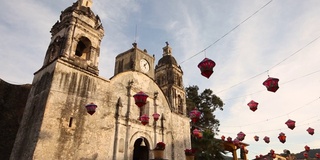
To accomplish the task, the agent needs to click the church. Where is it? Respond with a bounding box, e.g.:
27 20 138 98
9 0 191 159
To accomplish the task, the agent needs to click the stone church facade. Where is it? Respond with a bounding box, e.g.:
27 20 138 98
10 0 191 160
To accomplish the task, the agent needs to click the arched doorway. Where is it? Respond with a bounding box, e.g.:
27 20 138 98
133 137 149 160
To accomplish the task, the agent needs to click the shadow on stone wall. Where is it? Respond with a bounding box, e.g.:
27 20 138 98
0 79 31 160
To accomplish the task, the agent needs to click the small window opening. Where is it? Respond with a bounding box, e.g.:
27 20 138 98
69 117 73 127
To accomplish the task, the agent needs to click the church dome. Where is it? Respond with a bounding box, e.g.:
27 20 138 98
61 1 95 20
157 55 178 66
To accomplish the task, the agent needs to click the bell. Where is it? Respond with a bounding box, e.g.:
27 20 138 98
140 138 146 146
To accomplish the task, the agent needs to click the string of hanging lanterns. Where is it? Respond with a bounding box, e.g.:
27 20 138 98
220 97 320 128
179 0 273 65
133 91 162 125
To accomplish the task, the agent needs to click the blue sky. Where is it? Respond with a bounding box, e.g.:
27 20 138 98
1 0 320 159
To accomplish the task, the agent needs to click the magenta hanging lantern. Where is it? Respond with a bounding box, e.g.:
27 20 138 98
307 127 315 135
315 153 320 158
189 107 201 123
85 103 97 115
237 131 246 141
263 77 280 92
278 132 286 143
263 136 270 143
254 135 259 141
305 145 310 152
247 100 259 112
197 58 216 78
270 149 275 155
227 137 232 142
193 128 200 137
233 138 240 146
133 91 148 108
285 119 296 130
140 114 149 125
221 135 225 141
152 113 160 121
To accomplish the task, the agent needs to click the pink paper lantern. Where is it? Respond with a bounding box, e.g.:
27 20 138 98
305 145 310 152
140 114 149 125
263 136 270 143
278 132 286 144
152 113 160 121
189 107 201 123
233 138 240 146
285 119 296 130
237 131 246 141
247 100 259 112
307 127 314 135
85 103 97 115
133 91 148 108
263 77 279 92
197 58 216 78
193 129 200 137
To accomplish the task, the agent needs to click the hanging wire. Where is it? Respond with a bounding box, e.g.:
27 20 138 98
221 97 320 128
179 0 273 64
222 69 320 101
269 34 320 71
213 34 320 95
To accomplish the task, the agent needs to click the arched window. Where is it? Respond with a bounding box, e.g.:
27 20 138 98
178 95 183 114
75 37 91 60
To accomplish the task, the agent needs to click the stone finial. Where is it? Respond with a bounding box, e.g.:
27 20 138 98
78 0 92 8
132 42 137 48
162 41 172 56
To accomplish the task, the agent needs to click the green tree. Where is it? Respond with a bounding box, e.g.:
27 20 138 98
186 85 225 160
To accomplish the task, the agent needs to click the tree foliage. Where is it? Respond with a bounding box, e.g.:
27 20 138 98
185 85 225 160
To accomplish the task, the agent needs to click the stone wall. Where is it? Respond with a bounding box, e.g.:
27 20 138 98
0 79 31 160
9 58 191 160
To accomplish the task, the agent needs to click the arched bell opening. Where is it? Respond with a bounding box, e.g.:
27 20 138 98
75 37 91 60
133 137 150 160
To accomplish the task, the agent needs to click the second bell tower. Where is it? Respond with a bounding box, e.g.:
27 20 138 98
43 0 104 75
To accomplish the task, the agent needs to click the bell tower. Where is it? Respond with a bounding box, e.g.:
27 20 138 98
155 42 186 114
43 0 104 75
10 1 105 159
114 43 155 78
